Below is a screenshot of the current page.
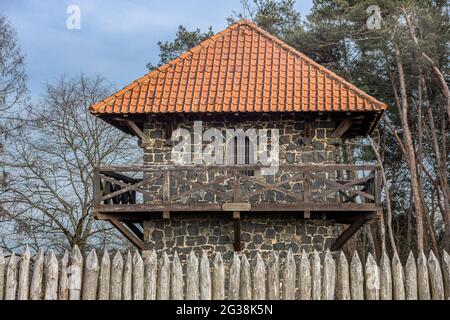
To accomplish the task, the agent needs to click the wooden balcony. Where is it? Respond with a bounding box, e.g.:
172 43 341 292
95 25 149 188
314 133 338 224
93 164 382 251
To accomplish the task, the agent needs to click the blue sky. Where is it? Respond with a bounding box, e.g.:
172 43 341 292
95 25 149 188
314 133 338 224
0 0 313 102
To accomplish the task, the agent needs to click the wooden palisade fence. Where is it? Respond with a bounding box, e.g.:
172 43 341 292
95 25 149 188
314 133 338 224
0 246 449 300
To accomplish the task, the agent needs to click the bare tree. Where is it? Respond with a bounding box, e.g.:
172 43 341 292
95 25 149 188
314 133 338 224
0 15 28 134
0 75 140 253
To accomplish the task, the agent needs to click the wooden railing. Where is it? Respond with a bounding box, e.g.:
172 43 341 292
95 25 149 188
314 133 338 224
93 164 382 215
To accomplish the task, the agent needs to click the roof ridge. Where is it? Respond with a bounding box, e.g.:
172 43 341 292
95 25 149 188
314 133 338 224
91 21 246 113
241 20 386 108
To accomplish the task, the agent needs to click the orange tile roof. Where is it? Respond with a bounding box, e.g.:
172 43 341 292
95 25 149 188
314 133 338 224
90 19 387 115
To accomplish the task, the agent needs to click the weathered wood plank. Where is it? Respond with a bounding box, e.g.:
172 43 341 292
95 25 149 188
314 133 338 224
405 252 418 300
427 251 444 300
311 250 321 300
58 250 69 300
98 250 111 300
252 253 266 300
0 249 4 300
365 253 380 300
5 252 17 300
186 251 199 300
110 251 123 300
157 252 170 300
82 249 99 300
391 253 405 300
267 252 279 300
417 251 431 300
380 251 392 300
199 252 211 300
299 250 311 300
44 250 58 300
30 250 44 300
122 251 132 300
68 246 83 300
17 245 30 300
282 249 296 300
336 251 350 300
322 250 335 300
228 253 241 300
240 254 251 300
350 251 364 300
132 251 144 300
171 252 183 300
212 253 225 300
144 250 157 300
442 250 450 300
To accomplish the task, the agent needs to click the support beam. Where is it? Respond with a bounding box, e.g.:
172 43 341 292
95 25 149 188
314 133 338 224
124 222 144 241
332 119 352 138
233 212 241 252
109 218 145 250
331 217 366 251
124 120 149 140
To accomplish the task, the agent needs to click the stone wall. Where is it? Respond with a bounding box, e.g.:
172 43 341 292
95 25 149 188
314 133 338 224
144 213 340 261
141 113 343 255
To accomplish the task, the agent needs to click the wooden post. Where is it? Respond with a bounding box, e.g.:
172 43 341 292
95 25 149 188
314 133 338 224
171 252 183 300
68 246 83 300
405 252 418 300
267 252 279 300
253 253 265 300
17 245 30 300
212 253 225 300
417 251 431 300
44 250 59 300
157 252 170 300
132 251 144 300
380 251 392 300
110 251 124 300
186 251 199 300
98 250 111 300
350 251 364 300
391 253 405 300
299 250 312 300
82 249 99 300
0 249 4 300
30 250 45 300
233 212 241 251
122 251 132 300
5 252 17 300
144 250 157 300
58 250 69 300
365 253 380 300
322 249 336 300
240 254 251 300
282 249 296 300
427 251 444 300
228 253 241 300
336 251 350 300
199 252 211 300
311 250 321 300
442 250 450 300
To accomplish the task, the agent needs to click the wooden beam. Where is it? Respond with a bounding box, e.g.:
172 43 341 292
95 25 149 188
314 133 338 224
233 212 241 252
124 120 148 140
331 217 367 251
332 119 352 138
124 222 144 241
109 218 145 250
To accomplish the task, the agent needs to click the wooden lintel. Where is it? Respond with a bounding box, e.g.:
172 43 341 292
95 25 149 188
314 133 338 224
332 119 352 138
124 120 148 140
233 212 241 252
109 218 145 250
331 217 367 251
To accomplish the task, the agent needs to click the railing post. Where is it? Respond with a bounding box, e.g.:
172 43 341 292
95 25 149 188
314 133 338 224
375 167 382 204
93 167 102 214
